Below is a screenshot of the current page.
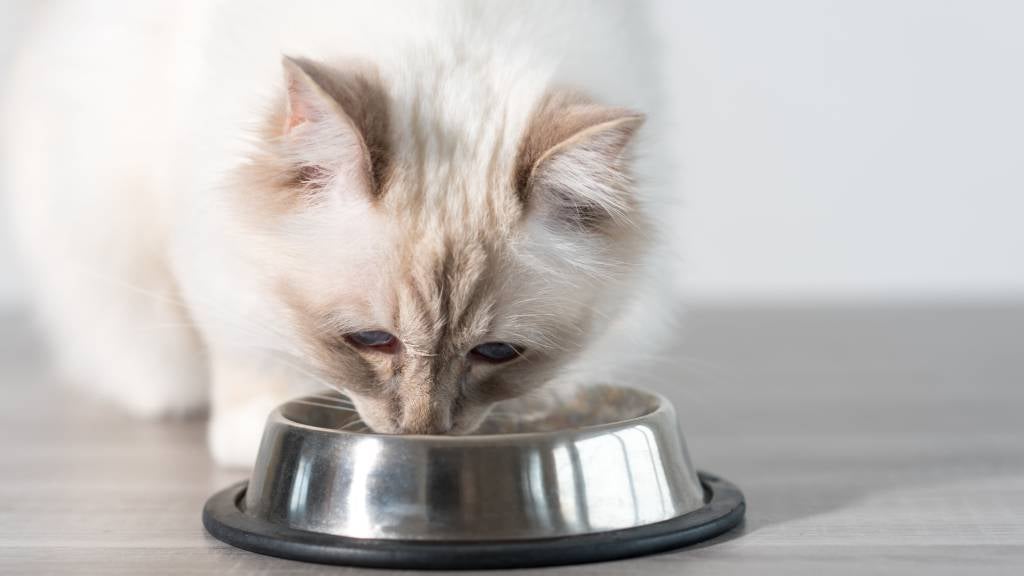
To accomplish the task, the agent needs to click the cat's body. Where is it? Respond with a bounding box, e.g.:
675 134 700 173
4 0 676 467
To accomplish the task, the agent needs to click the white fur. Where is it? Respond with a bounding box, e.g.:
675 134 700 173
3 0 675 467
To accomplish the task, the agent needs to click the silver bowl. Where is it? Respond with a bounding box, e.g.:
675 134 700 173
203 385 744 568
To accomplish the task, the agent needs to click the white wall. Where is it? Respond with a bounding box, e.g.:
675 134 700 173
653 0 1024 300
2 1 1023 309
0 0 30 308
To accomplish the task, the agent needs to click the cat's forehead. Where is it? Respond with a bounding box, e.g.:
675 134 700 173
389 231 503 338
379 127 525 231
372 66 540 220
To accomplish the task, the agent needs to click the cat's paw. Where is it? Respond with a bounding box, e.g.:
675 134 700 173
207 396 280 468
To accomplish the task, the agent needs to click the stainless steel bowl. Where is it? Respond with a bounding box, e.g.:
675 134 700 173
203 385 744 568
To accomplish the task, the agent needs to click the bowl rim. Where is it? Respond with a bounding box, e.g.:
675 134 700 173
273 385 676 443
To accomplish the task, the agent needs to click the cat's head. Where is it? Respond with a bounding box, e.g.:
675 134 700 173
232 56 647 434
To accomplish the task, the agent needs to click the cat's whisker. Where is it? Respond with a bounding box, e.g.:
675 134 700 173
304 396 357 410
306 393 354 403
258 352 339 391
503 312 561 321
340 418 367 431
73 265 305 356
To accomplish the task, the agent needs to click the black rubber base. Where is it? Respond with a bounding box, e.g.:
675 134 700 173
203 471 744 569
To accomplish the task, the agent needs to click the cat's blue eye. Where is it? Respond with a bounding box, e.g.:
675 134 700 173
470 342 522 363
346 330 398 351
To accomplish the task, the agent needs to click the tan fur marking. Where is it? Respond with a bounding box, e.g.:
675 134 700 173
285 57 392 197
514 88 644 205
227 59 394 221
275 281 384 396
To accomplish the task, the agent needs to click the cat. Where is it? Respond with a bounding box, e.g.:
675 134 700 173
3 0 677 467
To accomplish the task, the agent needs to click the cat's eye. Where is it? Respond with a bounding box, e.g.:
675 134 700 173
346 330 398 352
469 342 523 364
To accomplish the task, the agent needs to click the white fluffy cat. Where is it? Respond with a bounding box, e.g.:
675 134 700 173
3 0 677 467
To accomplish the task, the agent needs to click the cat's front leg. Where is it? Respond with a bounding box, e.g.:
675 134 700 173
207 351 305 468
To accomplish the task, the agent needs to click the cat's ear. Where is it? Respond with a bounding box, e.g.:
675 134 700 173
516 91 645 232
278 56 389 196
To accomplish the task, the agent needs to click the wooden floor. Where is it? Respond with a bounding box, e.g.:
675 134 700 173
2 304 1022 575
